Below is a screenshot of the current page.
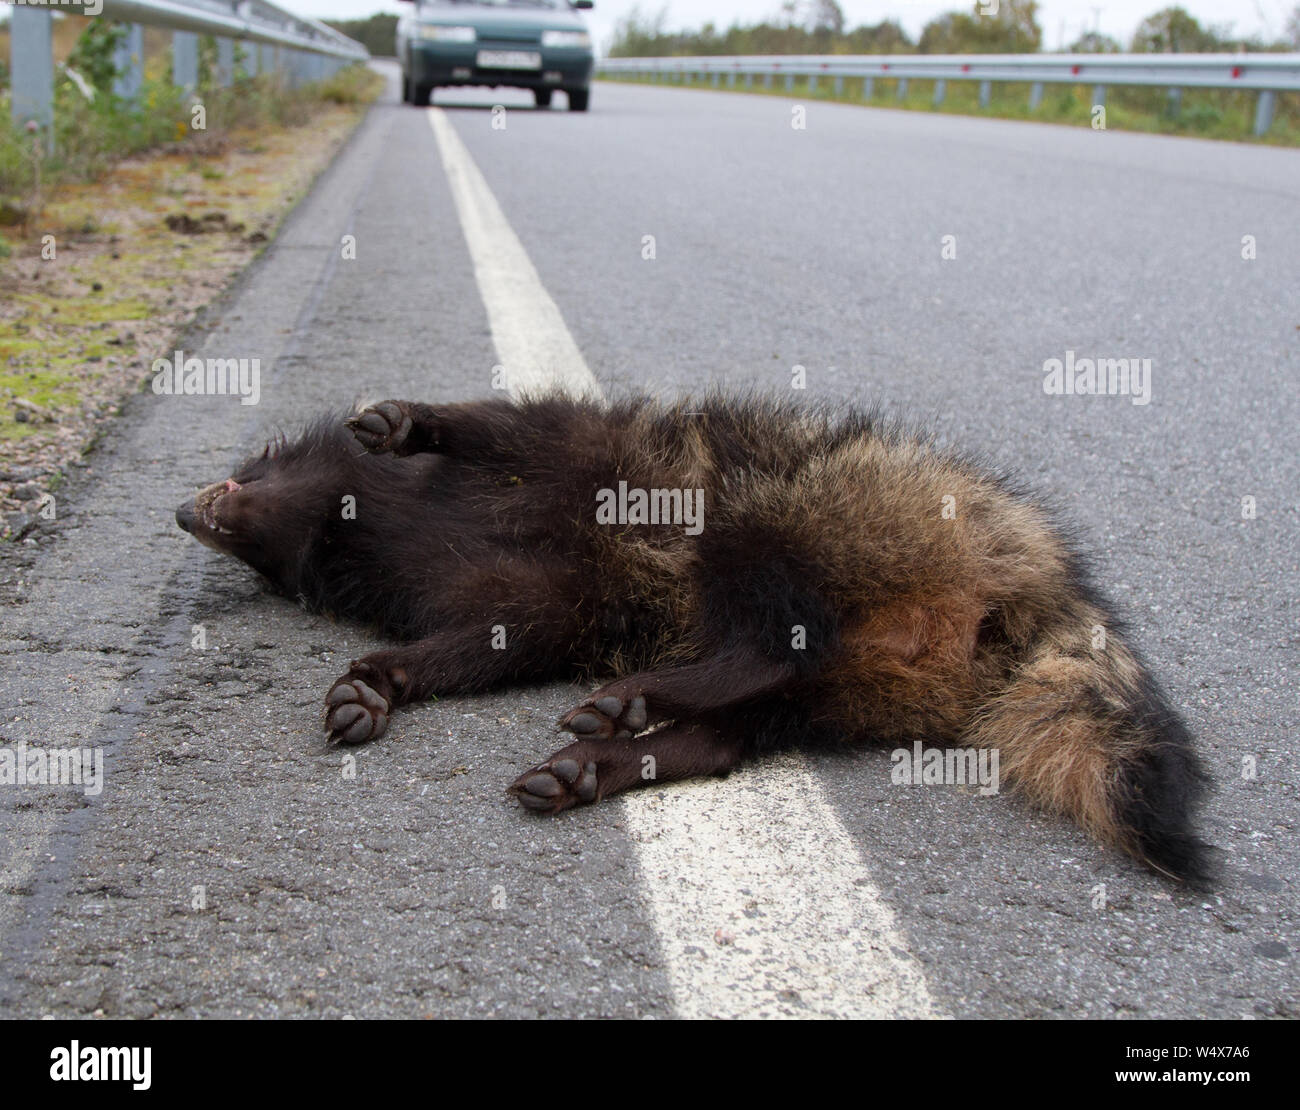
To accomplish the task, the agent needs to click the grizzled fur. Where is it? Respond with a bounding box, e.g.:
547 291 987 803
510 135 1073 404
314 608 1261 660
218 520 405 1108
176 393 1212 884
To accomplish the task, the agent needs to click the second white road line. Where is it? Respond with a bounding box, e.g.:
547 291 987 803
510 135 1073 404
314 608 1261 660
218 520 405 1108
426 105 947 1020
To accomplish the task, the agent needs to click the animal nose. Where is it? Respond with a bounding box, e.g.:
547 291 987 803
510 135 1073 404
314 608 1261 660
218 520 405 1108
176 502 196 533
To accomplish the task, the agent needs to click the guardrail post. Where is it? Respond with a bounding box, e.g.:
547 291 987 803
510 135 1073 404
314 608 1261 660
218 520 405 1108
9 6 54 136
933 79 946 107
113 24 145 101
785 74 794 91
833 75 843 96
897 78 908 100
1254 90 1276 136
1029 81 1043 110
863 77 873 99
174 31 199 94
727 71 736 87
1166 86 1181 118
710 71 720 87
764 72 772 89
978 80 992 109
217 38 235 87
1092 84 1106 108
745 73 753 89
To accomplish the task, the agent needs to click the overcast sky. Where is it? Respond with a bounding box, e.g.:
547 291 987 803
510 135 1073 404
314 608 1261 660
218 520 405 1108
282 1 1296 53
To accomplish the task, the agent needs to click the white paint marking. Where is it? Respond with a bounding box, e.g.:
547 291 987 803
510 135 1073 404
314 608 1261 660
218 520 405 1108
427 107 945 1020
427 108 596 399
627 754 945 1018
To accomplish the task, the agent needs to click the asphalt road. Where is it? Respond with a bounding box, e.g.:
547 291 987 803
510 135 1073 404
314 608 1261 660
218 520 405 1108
0 62 1296 1020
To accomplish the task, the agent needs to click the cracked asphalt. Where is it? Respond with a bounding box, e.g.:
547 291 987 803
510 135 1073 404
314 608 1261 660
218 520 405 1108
0 63 1296 1019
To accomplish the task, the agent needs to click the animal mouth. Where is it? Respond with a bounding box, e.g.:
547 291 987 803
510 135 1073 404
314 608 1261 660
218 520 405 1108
194 479 241 534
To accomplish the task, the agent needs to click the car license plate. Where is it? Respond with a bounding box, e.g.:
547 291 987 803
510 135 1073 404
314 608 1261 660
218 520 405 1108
477 50 541 70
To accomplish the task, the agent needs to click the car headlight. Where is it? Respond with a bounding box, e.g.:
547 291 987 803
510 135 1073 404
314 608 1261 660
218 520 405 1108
541 30 591 48
418 25 476 43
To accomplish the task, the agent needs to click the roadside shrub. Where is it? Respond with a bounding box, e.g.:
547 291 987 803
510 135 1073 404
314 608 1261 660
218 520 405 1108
0 14 379 198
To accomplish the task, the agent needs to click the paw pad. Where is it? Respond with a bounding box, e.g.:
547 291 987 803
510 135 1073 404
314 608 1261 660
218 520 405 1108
510 759 598 812
558 693 648 742
347 402 410 454
325 677 389 744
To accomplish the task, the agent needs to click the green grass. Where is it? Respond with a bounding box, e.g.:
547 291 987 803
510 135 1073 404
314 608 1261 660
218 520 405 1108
0 63 382 197
603 72 1300 146
0 364 87 440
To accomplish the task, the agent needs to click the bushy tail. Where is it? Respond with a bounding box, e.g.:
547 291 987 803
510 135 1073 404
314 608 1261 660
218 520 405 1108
967 636 1212 885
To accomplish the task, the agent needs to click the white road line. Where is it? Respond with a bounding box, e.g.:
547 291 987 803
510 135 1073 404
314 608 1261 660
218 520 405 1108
426 106 946 1020
427 109 596 399
627 755 946 1019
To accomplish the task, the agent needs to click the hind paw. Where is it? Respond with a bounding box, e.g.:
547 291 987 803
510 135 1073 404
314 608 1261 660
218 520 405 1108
325 661 404 744
347 401 414 456
509 751 600 814
559 690 648 742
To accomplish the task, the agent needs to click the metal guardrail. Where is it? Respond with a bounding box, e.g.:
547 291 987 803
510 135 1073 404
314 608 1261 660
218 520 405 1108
599 53 1300 135
7 0 369 132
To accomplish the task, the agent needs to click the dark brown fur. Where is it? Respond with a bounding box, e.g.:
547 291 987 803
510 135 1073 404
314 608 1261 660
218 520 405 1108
176 392 1212 884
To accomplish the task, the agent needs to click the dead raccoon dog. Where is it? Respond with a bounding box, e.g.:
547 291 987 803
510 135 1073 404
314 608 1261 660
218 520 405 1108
176 392 1211 885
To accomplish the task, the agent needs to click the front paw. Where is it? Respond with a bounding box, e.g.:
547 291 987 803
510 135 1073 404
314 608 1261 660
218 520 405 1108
509 749 600 814
324 661 403 744
346 401 414 455
559 690 648 743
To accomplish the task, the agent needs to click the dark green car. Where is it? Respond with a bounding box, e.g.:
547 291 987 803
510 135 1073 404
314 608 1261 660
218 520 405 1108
396 0 595 111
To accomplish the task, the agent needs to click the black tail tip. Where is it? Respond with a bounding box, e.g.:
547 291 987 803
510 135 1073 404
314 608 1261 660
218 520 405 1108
1116 728 1215 888
1137 830 1217 889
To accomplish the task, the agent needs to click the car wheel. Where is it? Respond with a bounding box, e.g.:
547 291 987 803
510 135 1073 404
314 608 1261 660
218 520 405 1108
413 83 432 108
567 88 590 112
534 88 553 108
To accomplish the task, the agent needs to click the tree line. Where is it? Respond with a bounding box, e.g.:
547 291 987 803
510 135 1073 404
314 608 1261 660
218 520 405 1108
325 14 399 59
608 1 1300 57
